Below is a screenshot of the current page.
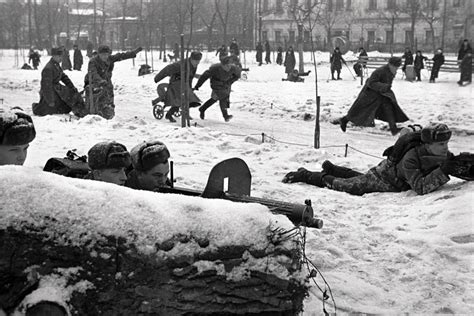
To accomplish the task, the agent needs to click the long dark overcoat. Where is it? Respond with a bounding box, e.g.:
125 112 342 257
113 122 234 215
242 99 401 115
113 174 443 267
153 58 201 108
458 45 472 82
284 49 296 74
33 58 76 116
73 48 83 70
346 64 409 126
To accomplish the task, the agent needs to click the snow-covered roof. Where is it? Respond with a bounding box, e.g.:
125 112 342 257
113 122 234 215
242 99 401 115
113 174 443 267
70 8 104 16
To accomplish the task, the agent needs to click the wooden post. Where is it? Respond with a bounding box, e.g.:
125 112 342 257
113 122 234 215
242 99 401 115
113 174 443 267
314 96 320 149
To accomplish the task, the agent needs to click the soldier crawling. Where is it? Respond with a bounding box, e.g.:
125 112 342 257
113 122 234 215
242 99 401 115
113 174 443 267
283 123 464 196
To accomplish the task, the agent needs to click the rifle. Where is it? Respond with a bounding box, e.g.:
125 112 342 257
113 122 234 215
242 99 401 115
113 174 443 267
160 158 323 229
450 152 474 181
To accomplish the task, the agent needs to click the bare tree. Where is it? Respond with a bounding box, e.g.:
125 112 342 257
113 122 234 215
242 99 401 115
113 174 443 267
215 0 231 45
286 0 323 73
316 0 343 51
200 11 217 50
402 0 422 50
378 1 403 54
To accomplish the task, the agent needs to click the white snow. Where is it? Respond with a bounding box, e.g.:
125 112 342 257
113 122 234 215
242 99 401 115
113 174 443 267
0 48 473 314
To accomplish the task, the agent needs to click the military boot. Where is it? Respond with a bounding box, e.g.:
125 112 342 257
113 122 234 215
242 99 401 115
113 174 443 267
322 160 363 178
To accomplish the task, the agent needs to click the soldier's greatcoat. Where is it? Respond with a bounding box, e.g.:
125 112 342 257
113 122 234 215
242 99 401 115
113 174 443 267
33 58 76 116
345 64 409 127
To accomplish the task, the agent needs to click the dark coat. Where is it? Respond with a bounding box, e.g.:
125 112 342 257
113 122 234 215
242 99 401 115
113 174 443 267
33 58 76 116
73 48 83 70
457 45 472 82
256 43 263 63
229 41 240 56
62 50 72 71
358 51 368 66
264 41 271 63
346 64 409 126
414 54 427 70
276 47 283 65
194 63 240 100
330 50 345 71
284 49 296 74
153 58 201 108
401 51 413 72
216 46 228 61
28 51 41 69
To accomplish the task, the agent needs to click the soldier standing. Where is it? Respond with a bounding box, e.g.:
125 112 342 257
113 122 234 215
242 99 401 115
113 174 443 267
84 45 142 119
73 44 83 71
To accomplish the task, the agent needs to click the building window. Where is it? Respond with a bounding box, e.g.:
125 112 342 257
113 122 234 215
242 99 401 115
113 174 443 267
405 30 413 45
336 0 344 11
263 0 269 11
385 30 393 44
387 0 396 9
425 30 433 44
276 0 283 11
289 30 295 43
368 0 377 10
453 0 461 7
304 30 310 42
327 0 333 11
275 30 281 43
262 31 268 41
367 30 375 44
346 0 352 10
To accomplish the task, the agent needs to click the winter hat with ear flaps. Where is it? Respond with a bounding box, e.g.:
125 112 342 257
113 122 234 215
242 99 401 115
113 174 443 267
87 141 131 170
421 123 452 144
388 57 402 67
98 45 111 54
130 140 170 172
0 110 36 146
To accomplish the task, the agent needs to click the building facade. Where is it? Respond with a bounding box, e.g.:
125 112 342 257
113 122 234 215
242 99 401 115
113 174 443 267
259 0 473 53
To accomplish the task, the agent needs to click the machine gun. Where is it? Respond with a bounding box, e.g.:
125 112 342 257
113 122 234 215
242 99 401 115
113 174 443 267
450 152 474 181
159 158 323 229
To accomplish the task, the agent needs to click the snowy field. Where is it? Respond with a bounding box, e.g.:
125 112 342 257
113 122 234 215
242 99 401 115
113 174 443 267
0 48 473 314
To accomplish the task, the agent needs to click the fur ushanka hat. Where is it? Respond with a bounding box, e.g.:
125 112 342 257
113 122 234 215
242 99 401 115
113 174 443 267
421 123 452 144
87 141 131 170
130 140 170 172
0 110 36 146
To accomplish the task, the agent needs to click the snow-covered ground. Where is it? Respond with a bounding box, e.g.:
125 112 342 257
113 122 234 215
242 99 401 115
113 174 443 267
0 48 473 314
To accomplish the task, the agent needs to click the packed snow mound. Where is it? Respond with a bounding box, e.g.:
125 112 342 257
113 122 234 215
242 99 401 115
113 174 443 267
0 166 295 256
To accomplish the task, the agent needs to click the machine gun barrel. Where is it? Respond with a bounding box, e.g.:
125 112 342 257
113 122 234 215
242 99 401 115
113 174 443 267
158 186 323 229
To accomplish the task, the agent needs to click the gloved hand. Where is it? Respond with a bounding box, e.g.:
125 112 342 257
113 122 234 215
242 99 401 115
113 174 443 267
282 168 311 183
71 87 78 94
134 47 143 54
440 159 460 176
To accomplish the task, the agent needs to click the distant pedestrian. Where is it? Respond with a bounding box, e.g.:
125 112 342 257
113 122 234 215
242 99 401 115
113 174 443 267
353 47 368 77
330 47 346 80
276 46 283 65
28 48 41 70
264 40 271 64
283 46 296 78
429 48 445 83
229 38 240 56
86 40 93 58
457 39 472 86
256 42 263 66
73 44 83 71
413 50 428 81
61 46 72 71
216 44 228 62
401 47 413 73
